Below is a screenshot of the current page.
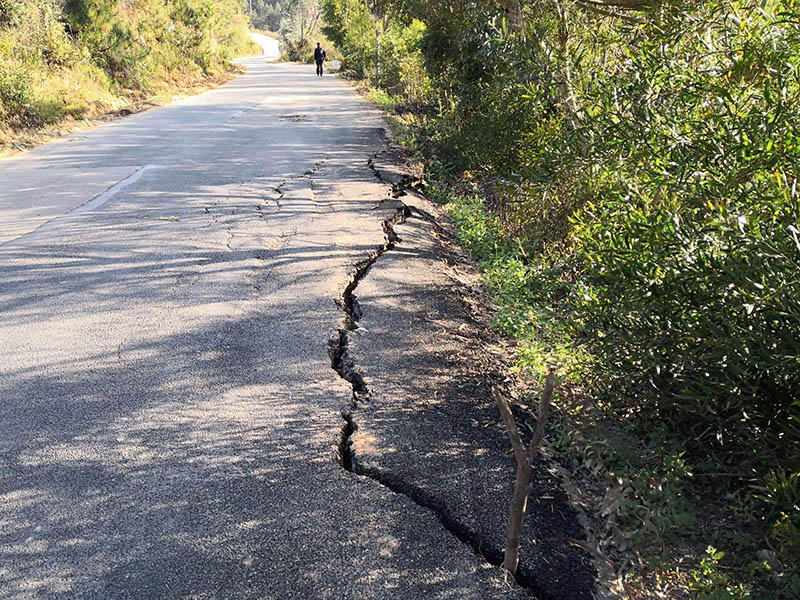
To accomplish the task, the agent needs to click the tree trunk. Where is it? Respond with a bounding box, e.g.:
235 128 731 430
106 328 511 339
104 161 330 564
495 372 555 577
501 0 523 28
503 454 534 574
375 27 380 80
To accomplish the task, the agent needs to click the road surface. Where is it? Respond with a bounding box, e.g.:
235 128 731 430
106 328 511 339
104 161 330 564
249 33 280 62
0 57 523 598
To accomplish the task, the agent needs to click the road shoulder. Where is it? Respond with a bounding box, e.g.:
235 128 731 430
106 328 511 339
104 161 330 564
339 148 599 600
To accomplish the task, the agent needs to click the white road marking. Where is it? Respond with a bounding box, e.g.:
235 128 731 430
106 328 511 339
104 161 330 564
1 164 158 247
72 164 158 217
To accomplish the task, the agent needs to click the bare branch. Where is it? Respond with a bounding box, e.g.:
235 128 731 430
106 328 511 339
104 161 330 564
493 387 526 464
498 371 557 577
526 372 555 464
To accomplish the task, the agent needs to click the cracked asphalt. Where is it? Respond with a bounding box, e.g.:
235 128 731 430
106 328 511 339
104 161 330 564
1 53 600 598
344 156 596 600
0 58 529 598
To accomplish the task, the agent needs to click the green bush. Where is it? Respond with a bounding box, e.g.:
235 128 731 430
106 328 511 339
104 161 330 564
0 62 33 124
0 0 255 136
63 0 142 84
0 0 23 28
570 193 800 471
365 0 800 478
62 0 251 86
555 2 800 477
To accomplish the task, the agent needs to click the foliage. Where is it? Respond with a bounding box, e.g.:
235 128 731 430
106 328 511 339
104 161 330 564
0 0 256 134
687 547 751 600
63 0 143 85
323 0 800 592
0 65 32 125
753 468 800 586
558 2 800 480
446 180 800 598
279 0 322 61
243 0 285 31
321 0 427 94
0 0 23 27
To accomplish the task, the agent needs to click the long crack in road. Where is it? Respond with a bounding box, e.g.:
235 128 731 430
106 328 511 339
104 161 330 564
0 57 595 599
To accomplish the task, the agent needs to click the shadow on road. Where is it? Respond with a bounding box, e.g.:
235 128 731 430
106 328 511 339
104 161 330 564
0 64 543 598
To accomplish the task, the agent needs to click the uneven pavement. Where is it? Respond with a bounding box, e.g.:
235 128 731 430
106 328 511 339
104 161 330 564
340 154 596 600
0 57 595 598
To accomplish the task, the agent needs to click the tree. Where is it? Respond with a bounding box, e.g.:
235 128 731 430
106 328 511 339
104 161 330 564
280 0 321 61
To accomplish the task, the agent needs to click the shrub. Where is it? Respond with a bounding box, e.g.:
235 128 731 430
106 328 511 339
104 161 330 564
392 0 800 478
0 0 23 28
0 63 33 125
1 0 254 136
557 1 800 476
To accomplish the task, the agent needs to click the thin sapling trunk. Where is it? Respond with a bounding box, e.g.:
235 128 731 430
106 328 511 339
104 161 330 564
494 371 555 577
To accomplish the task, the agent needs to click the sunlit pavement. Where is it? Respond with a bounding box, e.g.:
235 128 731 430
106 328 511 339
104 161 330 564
249 32 281 61
0 56 521 598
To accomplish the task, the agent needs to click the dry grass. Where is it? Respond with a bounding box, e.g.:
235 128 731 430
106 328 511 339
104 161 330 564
252 29 280 39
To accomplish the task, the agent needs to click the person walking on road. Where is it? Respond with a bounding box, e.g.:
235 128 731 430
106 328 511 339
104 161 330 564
314 43 326 76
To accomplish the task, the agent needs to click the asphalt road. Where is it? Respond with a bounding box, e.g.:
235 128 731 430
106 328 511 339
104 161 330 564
249 33 281 61
0 57 523 598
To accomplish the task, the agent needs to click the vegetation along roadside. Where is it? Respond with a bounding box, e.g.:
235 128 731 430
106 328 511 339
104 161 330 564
0 0 259 155
321 0 800 598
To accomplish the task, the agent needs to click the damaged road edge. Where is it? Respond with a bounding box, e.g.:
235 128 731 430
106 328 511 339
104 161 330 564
328 193 409 458
326 155 535 595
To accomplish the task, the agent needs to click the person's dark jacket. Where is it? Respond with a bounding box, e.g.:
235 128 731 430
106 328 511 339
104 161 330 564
314 47 326 63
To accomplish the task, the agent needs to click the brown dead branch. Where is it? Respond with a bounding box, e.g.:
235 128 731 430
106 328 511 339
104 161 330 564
494 371 555 577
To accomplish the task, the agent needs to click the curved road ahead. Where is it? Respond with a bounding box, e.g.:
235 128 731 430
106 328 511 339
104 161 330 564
0 58 519 597
249 33 281 62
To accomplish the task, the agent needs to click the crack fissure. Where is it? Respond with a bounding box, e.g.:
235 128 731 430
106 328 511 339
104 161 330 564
271 186 284 210
329 161 410 460
328 204 409 404
329 154 541 594
367 156 422 198
355 460 507 568
270 160 324 211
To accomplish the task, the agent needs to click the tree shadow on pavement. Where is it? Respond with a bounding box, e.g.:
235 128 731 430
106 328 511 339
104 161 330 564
0 310 518 599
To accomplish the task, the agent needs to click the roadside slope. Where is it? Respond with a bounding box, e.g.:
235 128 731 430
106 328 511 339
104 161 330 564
0 0 257 155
